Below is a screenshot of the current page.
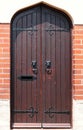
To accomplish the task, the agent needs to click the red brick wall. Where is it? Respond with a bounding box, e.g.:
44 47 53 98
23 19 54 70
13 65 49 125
0 24 10 99
73 25 83 100
0 23 83 100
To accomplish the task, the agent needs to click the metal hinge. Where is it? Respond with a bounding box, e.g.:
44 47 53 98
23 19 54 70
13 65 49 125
13 107 38 118
44 107 70 118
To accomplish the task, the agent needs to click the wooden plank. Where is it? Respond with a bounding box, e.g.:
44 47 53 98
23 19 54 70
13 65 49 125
36 7 42 123
21 15 27 122
15 18 23 122
42 7 46 123
45 10 51 123
55 13 62 123
11 25 17 124
65 19 72 123
49 13 56 123
26 13 32 123
60 15 67 123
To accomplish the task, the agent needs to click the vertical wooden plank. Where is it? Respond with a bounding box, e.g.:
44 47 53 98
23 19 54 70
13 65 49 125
42 7 46 123
26 13 32 123
21 15 27 122
45 11 51 123
65 20 71 123
36 7 42 123
42 8 51 123
12 23 17 123
55 13 62 123
50 14 56 123
31 11 38 123
60 16 67 123
15 18 22 122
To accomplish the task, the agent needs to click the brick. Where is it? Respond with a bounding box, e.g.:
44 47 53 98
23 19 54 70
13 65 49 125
0 33 10 37
0 44 10 47
73 55 83 59
0 64 10 68
0 79 3 83
0 29 10 33
73 50 81 54
0 53 10 57
73 30 83 34
0 69 3 73
3 69 10 73
73 45 83 49
81 79 83 84
74 96 83 100
73 79 81 84
0 59 10 63
0 54 10 57
3 48 10 53
81 70 83 74
0 24 10 28
73 65 83 69
3 79 10 84
81 50 83 53
0 73 10 78
74 25 83 29
0 84 10 88
0 48 3 53
73 70 81 74
73 60 83 64
73 35 83 39
0 94 10 99
74 91 83 95
73 85 83 90
73 75 83 79
0 88 10 93
3 39 10 43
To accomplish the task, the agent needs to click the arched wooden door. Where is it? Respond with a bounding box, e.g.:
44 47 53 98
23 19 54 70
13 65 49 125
11 3 72 129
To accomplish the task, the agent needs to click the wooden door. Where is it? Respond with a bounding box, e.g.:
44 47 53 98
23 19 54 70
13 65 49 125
11 4 72 129
42 7 72 128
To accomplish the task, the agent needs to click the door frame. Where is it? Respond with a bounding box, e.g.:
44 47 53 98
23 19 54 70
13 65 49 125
10 1 73 129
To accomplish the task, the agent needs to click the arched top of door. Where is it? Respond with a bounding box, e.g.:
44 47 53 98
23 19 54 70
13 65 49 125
11 1 73 28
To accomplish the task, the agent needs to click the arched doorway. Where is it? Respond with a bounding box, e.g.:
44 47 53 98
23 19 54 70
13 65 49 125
11 2 73 129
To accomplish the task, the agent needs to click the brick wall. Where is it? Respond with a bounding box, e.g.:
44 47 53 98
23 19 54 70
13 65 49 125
0 23 83 100
0 24 10 99
73 25 83 100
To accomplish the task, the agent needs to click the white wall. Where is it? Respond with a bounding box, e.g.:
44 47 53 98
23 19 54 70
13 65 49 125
0 0 83 24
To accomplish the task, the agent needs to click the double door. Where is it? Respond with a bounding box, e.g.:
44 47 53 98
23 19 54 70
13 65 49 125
11 5 72 128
